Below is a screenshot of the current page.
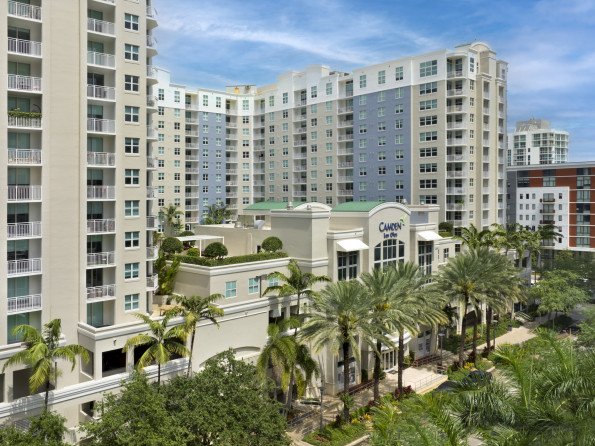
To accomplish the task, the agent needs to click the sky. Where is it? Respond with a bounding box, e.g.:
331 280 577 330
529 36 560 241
153 0 595 162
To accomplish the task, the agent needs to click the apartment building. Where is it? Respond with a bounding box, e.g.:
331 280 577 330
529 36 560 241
0 0 162 431
507 162 594 266
155 41 507 231
507 118 569 166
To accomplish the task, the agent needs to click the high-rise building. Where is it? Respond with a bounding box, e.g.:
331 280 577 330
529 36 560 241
507 118 569 166
155 41 508 231
1 0 160 431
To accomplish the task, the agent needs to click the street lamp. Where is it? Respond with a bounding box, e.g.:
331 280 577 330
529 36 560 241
318 385 326 431
492 319 498 350
438 332 445 367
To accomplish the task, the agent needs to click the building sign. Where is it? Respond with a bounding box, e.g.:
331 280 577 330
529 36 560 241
378 216 406 239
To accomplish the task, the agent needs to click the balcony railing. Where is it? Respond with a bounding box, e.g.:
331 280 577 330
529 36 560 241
337 190 354 196
87 284 116 301
146 274 158 290
447 88 466 97
8 1 42 21
446 187 467 194
147 216 159 229
8 185 41 201
87 18 115 35
87 151 116 166
447 154 466 162
446 170 467 178
7 294 42 314
147 126 158 139
147 65 157 79
146 35 157 48
8 148 42 165
338 106 354 114
338 135 354 142
7 222 42 239
146 246 158 259
87 84 116 100
7 258 42 276
8 37 41 56
87 186 116 200
446 138 467 146
447 70 464 78
147 187 158 198
87 118 115 134
87 251 115 267
446 105 467 113
87 219 115 234
8 74 42 92
8 114 42 128
87 51 115 68
147 157 157 169
146 6 157 19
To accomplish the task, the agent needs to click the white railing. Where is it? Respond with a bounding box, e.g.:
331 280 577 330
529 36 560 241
446 105 467 113
338 135 354 141
446 187 467 194
147 126 157 138
338 106 354 113
87 84 116 100
338 120 354 128
147 157 157 168
8 115 42 128
447 122 466 129
87 186 116 200
87 118 115 134
447 89 466 96
8 37 41 56
293 191 307 197
294 128 307 134
337 176 354 182
447 154 465 161
7 258 42 276
8 294 42 314
226 122 237 128
87 251 115 267
294 114 307 121
87 219 115 233
337 162 354 168
146 6 157 18
87 18 115 35
146 246 158 259
293 140 306 147
293 166 307 172
87 51 115 68
8 148 42 164
87 284 116 301
447 203 467 211
147 65 157 78
293 153 307 159
8 185 41 201
338 149 354 155
446 138 467 146
337 190 354 196
225 169 237 174
446 170 467 178
146 275 158 289
146 216 158 229
8 74 42 92
147 35 157 47
146 187 158 198
87 151 115 166
7 222 42 239
8 1 42 20
447 70 464 78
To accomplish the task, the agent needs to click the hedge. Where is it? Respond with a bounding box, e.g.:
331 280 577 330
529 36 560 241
175 251 288 267
8 110 42 119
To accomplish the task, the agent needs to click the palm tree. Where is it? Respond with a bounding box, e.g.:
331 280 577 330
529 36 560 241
453 223 493 248
123 313 190 389
160 203 183 235
2 319 89 411
203 203 234 225
171 294 224 376
301 280 389 423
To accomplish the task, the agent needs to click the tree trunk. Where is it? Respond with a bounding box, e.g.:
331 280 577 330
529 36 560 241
157 363 161 390
459 297 469 365
187 329 196 377
342 342 350 424
285 371 295 415
373 339 382 403
486 307 493 352
397 329 405 399
294 293 301 337
44 379 50 412
472 308 480 359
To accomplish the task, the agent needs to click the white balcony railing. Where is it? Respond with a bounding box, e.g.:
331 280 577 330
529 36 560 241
87 18 115 35
7 222 42 239
87 152 115 166
8 1 42 21
87 84 116 100
446 105 467 113
146 216 158 229
446 187 467 194
146 246 158 259
8 115 42 128
87 118 115 134
87 219 115 234
8 148 42 165
337 190 354 196
8 74 42 92
147 157 157 169
8 37 41 56
7 258 42 276
87 186 116 200
87 251 115 267
147 65 157 78
147 126 158 139
87 284 116 301
146 274 158 290
446 170 467 178
8 294 42 314
8 185 41 201
146 35 157 47
147 187 158 199
146 6 157 19
87 51 115 68
446 138 468 146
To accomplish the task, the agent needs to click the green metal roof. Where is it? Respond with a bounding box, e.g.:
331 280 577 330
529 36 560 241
243 201 305 211
331 201 384 212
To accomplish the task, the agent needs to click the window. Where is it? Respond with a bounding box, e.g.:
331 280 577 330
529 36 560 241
420 115 437 126
326 82 332 95
326 116 333 125
393 88 403 99
420 179 437 188
420 147 437 157
248 278 259 294
338 251 358 280
374 239 405 269
125 106 139 123
326 143 333 152
174 91 180 103
359 95 367 105
225 281 237 298
282 92 288 104
420 99 437 110
125 137 139 154
158 106 164 115
378 166 386 175
396 150 404 159
395 119 403 129
395 104 404 114
419 131 437 142
124 44 139 61
378 181 386 190
216 97 221 108
378 151 386 161
158 121 164 129
378 107 386 117
359 167 367 176
124 13 139 31
420 163 438 173
395 180 404 189
395 165 404 174
125 200 139 216
419 82 437 95
124 263 138 279
378 70 386 84
395 135 403 144
311 86 317 98
125 169 139 185
359 139 367 148
359 182 367 191
125 294 139 311
124 75 139 92
359 125 367 134
242 100 249 111
125 232 139 248
420 195 437 204
420 60 437 77
395 66 403 81
378 121 386 131
378 136 386 146
359 74 367 88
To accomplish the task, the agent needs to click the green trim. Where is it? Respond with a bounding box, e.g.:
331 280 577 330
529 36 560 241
243 201 305 211
331 201 384 212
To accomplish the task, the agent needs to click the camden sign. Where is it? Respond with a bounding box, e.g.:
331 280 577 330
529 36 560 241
378 216 407 239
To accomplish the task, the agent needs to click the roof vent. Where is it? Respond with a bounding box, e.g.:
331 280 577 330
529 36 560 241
286 202 294 210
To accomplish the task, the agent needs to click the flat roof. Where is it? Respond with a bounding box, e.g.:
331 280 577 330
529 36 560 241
331 201 384 212
507 161 595 171
243 202 304 210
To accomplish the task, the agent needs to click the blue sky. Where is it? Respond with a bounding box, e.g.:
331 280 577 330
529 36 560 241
153 0 595 161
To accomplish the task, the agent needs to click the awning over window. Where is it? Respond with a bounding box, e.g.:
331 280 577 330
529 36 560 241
336 239 369 252
417 231 443 241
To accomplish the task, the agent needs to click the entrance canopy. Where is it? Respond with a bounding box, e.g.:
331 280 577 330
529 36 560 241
336 239 369 252
176 235 224 256
417 231 443 242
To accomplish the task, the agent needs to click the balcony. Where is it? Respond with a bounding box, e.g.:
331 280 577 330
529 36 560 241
146 274 158 290
293 114 307 122
446 170 467 179
446 105 467 113
337 176 354 183
337 162 354 169
541 198 555 203
446 187 466 194
185 180 199 186
447 154 466 162
253 145 265 151
447 122 466 129
8 113 42 129
226 180 237 186
293 152 308 159
447 203 467 211
294 178 307 184
337 190 354 196
226 192 237 198
7 258 42 276
146 246 159 259
293 191 307 198
7 294 42 314
87 51 115 69
146 34 157 49
87 284 116 302
147 157 157 169
146 6 158 20
8 74 42 93
185 143 198 150
87 185 116 200
8 37 41 57
338 135 354 142
87 151 115 167
87 84 115 101
87 218 115 234
87 18 115 36
447 70 464 78
293 127 307 134
147 186 158 199
447 88 466 97
446 138 467 146
225 169 237 174
8 222 42 239
293 165 307 172
147 216 159 229
186 130 199 137
147 65 157 80
8 1 42 21
8 185 41 201
338 120 354 128
87 118 115 134
8 148 42 165
338 106 354 114
338 148 354 155
87 251 115 268
147 126 158 139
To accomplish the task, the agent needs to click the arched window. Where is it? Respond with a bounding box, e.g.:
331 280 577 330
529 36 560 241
374 239 405 269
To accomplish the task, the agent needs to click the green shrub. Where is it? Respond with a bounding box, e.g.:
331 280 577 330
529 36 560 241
8 109 42 119
439 221 454 234
261 236 283 252
176 251 288 267
303 422 367 446
204 242 228 259
186 248 200 257
161 237 183 254
439 231 453 238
